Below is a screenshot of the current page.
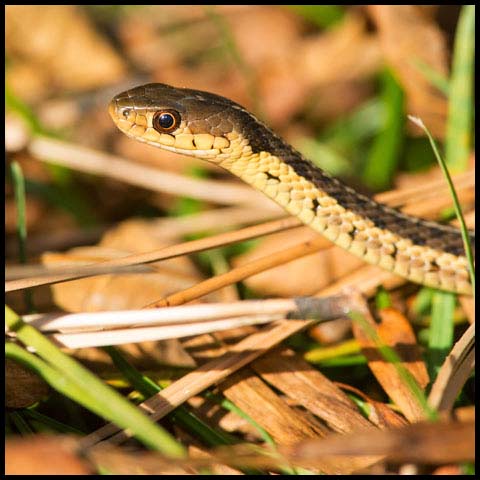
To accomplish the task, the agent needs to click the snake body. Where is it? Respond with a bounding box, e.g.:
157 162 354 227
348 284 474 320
109 83 474 295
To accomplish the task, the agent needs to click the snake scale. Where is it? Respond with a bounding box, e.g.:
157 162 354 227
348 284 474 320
109 83 474 295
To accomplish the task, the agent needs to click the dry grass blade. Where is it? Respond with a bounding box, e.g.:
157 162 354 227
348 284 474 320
85 419 474 473
219 369 380 474
428 322 475 413
29 136 271 206
6 168 472 292
5 217 302 292
144 205 287 238
145 236 331 308
251 347 373 434
44 315 284 349
274 419 475 467
5 206 288 280
79 293 353 449
375 169 474 206
20 298 305 332
317 263 405 297
14 297 346 349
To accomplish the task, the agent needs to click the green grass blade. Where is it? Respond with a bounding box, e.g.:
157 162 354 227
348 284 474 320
304 338 360 364
408 116 475 294
411 58 450 96
287 5 344 28
5 85 48 136
313 354 367 368
375 287 392 310
23 408 85 435
349 310 437 421
444 5 475 172
10 162 27 264
5 307 186 457
7 411 34 435
427 291 456 381
362 68 404 191
412 287 435 315
103 345 235 448
10 162 34 311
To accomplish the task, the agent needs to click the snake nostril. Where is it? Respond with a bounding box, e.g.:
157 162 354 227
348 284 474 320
108 99 132 122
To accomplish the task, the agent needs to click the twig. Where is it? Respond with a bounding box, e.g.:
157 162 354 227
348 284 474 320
5 217 302 292
145 236 331 308
79 293 351 448
20 298 307 332
29 136 273 206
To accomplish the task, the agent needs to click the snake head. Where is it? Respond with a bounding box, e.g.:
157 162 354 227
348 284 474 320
109 83 258 161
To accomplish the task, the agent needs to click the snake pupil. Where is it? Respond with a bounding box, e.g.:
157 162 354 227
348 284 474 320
159 113 174 128
153 110 180 133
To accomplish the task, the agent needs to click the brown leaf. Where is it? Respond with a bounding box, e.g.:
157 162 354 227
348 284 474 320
220 369 377 474
300 12 381 86
335 382 408 429
368 5 449 138
5 359 50 409
232 227 363 297
42 219 213 312
258 11 381 125
352 307 429 422
6 6 126 100
252 348 373 434
6 435 91 475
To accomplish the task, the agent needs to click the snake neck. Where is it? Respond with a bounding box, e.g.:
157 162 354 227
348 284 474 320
216 130 472 295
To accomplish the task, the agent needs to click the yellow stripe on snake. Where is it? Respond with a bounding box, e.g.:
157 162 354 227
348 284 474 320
109 83 474 295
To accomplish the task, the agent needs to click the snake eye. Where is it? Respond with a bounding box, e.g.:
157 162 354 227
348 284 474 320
153 110 180 133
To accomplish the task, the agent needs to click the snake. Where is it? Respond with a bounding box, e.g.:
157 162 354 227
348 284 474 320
109 83 474 295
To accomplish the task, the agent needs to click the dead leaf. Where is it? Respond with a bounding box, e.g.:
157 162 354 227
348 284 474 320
352 307 430 422
42 219 216 312
6 435 91 475
300 12 381 86
221 369 377 474
252 348 374 434
5 359 50 409
232 226 363 296
6 5 125 100
335 382 408 429
368 5 449 138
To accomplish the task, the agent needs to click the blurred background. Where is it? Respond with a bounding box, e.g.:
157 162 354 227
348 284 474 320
5 7 475 474
5 5 474 313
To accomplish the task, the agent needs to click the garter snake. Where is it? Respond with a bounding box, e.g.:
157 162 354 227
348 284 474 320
109 83 474 295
